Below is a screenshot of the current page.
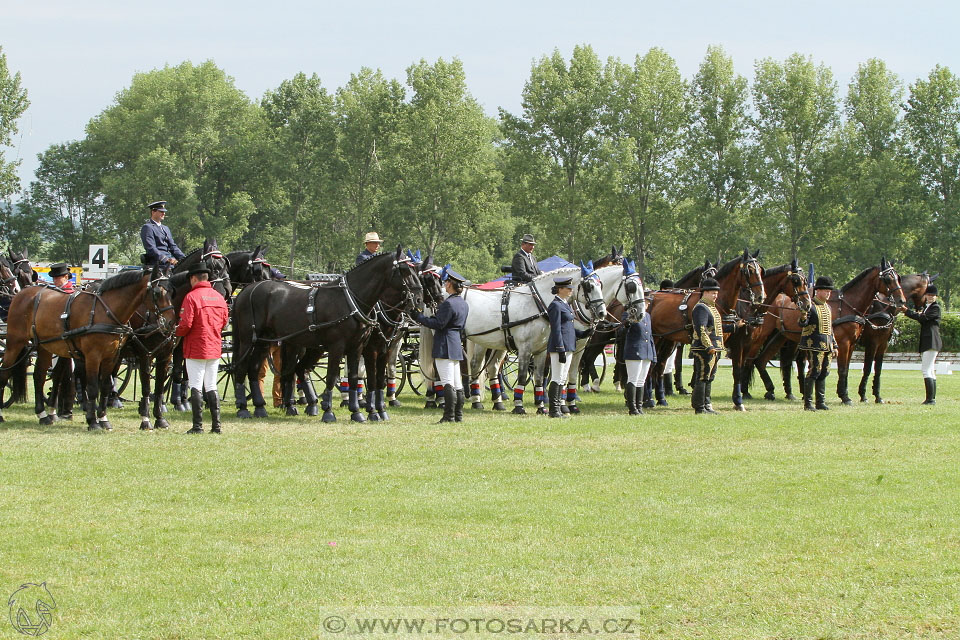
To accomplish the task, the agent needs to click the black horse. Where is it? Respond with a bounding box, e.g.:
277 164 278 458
7 248 37 289
231 247 423 422
226 246 273 288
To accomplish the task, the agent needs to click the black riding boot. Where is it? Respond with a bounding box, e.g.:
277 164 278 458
186 388 204 433
656 376 668 406
438 384 455 423
625 383 639 415
206 390 222 433
663 373 675 396
692 382 707 413
803 378 816 411
548 382 562 418
634 383 644 415
454 389 465 422
703 382 718 414
922 378 936 405
815 378 829 410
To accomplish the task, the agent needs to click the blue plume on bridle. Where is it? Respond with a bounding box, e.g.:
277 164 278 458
622 259 636 276
580 260 594 278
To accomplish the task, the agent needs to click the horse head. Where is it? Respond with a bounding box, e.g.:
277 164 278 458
202 239 232 299
788 257 811 312
620 258 646 323
393 245 423 313
146 265 177 335
417 252 443 310
699 260 718 285
878 256 906 306
577 260 607 323
0 256 21 299
739 249 766 309
7 249 35 287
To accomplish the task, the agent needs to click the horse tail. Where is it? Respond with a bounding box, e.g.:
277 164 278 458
9 347 30 404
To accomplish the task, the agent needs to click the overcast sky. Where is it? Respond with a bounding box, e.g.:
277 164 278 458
2 0 957 190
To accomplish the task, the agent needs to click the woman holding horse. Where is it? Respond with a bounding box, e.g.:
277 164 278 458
413 267 469 424
621 285 656 415
547 275 591 419
901 284 941 405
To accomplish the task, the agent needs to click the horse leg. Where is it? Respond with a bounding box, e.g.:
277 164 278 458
533 351 548 415
83 357 103 431
153 350 171 429
836 341 853 405
345 350 365 423
34 350 55 425
296 350 321 417
731 344 745 411
872 354 885 404
248 346 270 418
138 354 153 430
511 351 530 415
674 345 688 394
363 348 380 422
322 349 343 423
170 348 187 412
96 360 114 431
281 344 300 417
385 337 402 408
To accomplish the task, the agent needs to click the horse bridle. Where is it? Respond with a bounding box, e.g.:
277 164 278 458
619 272 646 321
788 269 811 311
741 257 766 307
573 272 606 325
879 264 905 304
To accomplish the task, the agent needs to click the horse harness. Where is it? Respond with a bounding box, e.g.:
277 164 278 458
32 285 134 359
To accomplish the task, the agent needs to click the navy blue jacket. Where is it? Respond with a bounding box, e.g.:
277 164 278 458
905 302 942 353
415 294 469 360
622 313 657 362
140 220 185 264
355 249 377 265
547 297 589 353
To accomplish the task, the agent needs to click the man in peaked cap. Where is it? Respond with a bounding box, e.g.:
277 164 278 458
799 276 838 411
356 231 382 265
690 277 723 414
511 233 541 284
140 201 186 267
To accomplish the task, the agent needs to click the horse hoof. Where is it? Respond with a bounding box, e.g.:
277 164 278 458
677 389 689 395
87 424 103 432
322 412 337 423
173 403 187 412
350 411 366 423
378 411 389 421
368 412 380 422
154 418 170 430
764 392 776 401
875 398 884 404
297 397 307 405
306 404 319 417
339 400 350 408
657 400 669 407
237 409 252 419
742 391 753 400
537 406 547 415
58 413 73 421
285 406 299 416
569 405 581 414
842 399 853 406
735 404 746 412
472 402 484 410
253 406 269 418
512 407 526 415
110 400 123 410
493 402 506 411
859 396 867 403
424 401 436 409
38 415 55 426
389 399 402 407
140 420 153 431
99 421 113 431
785 394 798 401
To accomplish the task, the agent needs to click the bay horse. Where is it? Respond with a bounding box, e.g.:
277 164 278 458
0 266 175 431
231 248 422 422
745 258 906 403
856 272 931 403
647 251 765 407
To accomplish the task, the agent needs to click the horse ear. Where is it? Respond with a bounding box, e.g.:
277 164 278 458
753 249 760 258
791 257 798 270
150 264 160 281
929 272 940 283
619 244 624 255
880 256 887 269
395 244 402 260
253 245 262 258
424 253 433 268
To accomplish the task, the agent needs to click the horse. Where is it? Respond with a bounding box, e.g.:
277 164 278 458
0 256 22 321
745 258 906 403
166 240 233 412
231 247 423 422
225 246 273 288
575 247 626 394
7 248 37 289
726 258 811 409
856 272 931 403
647 250 766 407
459 263 612 414
0 266 175 431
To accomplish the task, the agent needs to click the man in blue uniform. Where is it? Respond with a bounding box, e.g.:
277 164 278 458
140 201 185 267
356 232 382 265
799 276 838 411
690 277 723 414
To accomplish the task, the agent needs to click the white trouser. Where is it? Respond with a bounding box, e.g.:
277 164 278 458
550 352 573 386
186 358 219 393
663 345 677 374
435 358 463 390
921 350 939 379
625 359 652 387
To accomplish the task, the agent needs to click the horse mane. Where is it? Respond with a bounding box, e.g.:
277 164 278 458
674 264 705 286
169 271 191 290
97 268 146 294
342 251 393 277
762 263 791 278
531 267 579 283
715 255 744 279
841 266 878 293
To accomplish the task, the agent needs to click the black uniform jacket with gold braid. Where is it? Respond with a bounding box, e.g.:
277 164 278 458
691 300 724 351
799 298 835 352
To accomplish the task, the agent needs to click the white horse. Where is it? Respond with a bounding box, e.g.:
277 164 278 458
461 263 625 414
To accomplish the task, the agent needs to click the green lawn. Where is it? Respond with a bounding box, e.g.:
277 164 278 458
1 368 958 639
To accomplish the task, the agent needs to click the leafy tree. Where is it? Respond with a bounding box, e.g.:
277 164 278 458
500 45 608 260
27 140 112 265
383 58 505 275
904 65 960 306
751 54 840 261
261 72 335 272
0 46 29 199
605 47 689 277
85 60 264 254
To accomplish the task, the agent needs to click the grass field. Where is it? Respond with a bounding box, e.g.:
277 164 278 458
1 367 958 639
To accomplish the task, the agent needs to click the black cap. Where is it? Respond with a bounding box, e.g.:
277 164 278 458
188 264 211 277
660 279 674 289
148 201 167 212
49 263 70 278
814 276 834 290
926 284 938 296
700 277 720 291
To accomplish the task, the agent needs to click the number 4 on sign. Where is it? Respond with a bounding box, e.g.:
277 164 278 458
88 244 108 270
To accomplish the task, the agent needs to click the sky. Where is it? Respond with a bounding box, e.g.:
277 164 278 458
2 0 958 190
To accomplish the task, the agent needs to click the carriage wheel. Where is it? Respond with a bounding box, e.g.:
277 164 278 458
114 356 135 399
394 346 409 396
594 348 609 386
401 329 424 396
0 333 18 409
217 348 234 399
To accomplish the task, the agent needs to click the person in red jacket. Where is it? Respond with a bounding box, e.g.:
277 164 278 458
176 264 230 433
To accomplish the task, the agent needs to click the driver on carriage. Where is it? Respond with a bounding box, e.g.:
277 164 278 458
48 263 74 293
140 200 186 268
511 234 541 284
356 232 382 265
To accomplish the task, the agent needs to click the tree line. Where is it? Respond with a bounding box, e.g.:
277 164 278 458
1 44 958 306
